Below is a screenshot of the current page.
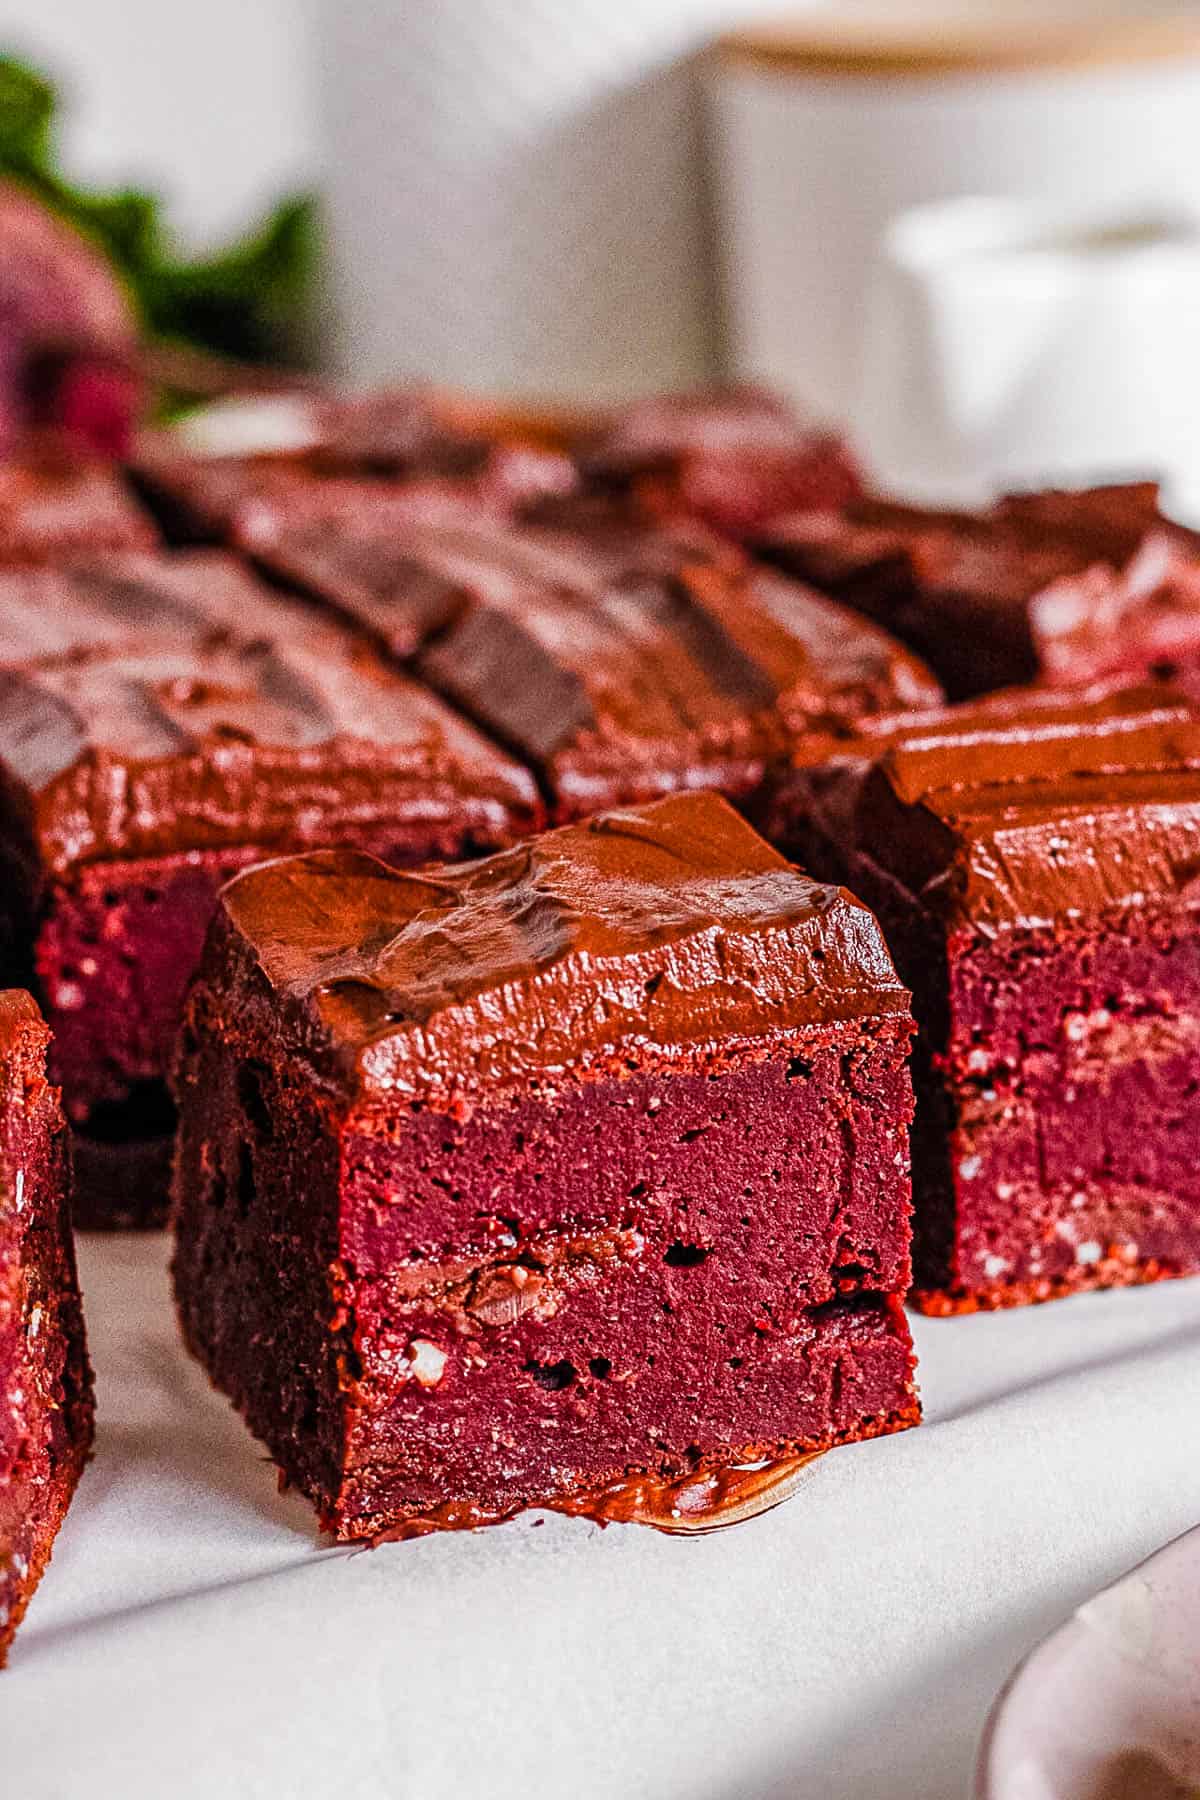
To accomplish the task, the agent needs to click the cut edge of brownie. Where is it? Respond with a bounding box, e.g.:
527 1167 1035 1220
171 795 920 1538
0 990 94 1662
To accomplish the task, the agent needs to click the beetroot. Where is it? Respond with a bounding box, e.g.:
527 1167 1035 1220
0 181 140 455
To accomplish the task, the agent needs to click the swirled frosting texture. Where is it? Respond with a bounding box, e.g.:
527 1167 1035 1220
0 551 539 873
845 686 1200 934
215 792 909 1108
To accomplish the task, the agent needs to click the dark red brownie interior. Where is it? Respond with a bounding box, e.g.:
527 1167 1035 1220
0 990 93 1662
172 793 920 1539
759 682 1200 1310
0 552 540 1226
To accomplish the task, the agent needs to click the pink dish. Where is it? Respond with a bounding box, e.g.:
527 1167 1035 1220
977 1525 1200 1799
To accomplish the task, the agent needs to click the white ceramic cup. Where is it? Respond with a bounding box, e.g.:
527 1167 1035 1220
710 16 1200 432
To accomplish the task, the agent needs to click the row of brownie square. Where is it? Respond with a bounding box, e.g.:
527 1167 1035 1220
0 798 919 1639
0 377 860 569
13 666 1200 1576
136 385 1200 713
0 515 940 1225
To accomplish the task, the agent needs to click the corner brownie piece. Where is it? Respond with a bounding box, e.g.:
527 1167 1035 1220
0 552 540 1226
232 502 942 816
172 793 920 1539
1030 533 1200 699
756 484 1198 700
576 384 862 539
0 991 93 1663
760 681 1200 1310
0 446 155 563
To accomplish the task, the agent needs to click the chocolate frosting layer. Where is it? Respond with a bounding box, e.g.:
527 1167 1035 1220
373 1448 823 1541
0 988 48 1072
832 684 1200 933
0 551 539 874
580 383 813 477
0 548 318 662
229 501 940 812
0 450 155 562
214 792 910 1108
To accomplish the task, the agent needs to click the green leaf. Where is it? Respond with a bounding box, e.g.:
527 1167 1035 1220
0 56 55 171
142 194 318 361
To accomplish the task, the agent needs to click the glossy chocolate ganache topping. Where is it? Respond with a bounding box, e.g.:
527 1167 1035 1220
843 683 1200 933
229 496 943 813
0 550 539 873
216 791 910 1108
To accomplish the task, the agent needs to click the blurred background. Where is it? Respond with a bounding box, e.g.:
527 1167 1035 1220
9 0 1200 499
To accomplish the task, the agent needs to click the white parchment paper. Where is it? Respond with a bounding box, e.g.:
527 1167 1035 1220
4 1235 1199 1800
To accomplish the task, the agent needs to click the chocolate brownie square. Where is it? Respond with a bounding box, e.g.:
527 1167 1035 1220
0 990 93 1663
756 484 1199 700
232 502 942 815
0 552 541 1226
171 792 920 1540
0 447 155 563
577 384 862 539
759 680 1200 1310
130 385 577 545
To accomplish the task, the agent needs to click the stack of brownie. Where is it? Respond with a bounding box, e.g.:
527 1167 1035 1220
5 373 1200 1598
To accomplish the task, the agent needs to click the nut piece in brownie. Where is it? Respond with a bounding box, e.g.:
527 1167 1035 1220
171 792 920 1540
0 445 155 563
0 990 93 1663
760 680 1200 1310
0 552 540 1226
232 501 942 815
576 383 862 539
756 483 1200 700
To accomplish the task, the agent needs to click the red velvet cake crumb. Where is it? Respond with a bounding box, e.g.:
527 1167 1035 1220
171 792 920 1539
0 990 93 1663
757 680 1200 1310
